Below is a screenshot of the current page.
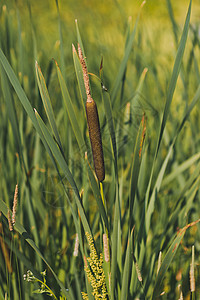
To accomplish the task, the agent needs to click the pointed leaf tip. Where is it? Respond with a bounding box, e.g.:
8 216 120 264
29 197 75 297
53 58 59 67
72 44 76 53
141 1 146 8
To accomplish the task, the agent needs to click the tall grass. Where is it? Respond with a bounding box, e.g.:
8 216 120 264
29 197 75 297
0 0 200 299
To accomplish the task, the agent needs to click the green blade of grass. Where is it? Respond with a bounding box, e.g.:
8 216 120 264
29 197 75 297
162 152 200 187
120 229 134 300
55 60 87 156
35 61 63 150
129 116 145 230
111 182 121 300
0 65 27 174
156 0 192 157
101 87 118 175
0 48 38 129
111 3 145 104
166 0 179 45
85 155 109 232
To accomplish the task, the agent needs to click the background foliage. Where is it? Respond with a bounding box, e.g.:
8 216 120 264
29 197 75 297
0 0 200 299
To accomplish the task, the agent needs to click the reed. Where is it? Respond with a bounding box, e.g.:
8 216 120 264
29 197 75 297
78 44 105 182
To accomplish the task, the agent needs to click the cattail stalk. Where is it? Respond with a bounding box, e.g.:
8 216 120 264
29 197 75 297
78 44 105 182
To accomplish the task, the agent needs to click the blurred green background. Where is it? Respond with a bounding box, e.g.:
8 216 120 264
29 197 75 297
1 0 200 299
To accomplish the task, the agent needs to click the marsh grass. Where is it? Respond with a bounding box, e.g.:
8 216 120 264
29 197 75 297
1 0 200 299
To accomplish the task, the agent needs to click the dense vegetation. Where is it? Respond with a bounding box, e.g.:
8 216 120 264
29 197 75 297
0 0 200 299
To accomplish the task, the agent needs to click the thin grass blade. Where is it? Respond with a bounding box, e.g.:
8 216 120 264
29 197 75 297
111 3 145 104
55 60 87 156
35 61 63 150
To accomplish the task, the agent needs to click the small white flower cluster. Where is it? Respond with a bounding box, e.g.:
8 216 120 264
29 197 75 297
23 270 36 282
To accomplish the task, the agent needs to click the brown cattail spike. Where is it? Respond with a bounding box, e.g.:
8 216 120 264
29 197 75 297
86 99 105 181
78 44 105 182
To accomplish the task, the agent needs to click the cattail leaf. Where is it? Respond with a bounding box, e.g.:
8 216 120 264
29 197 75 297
102 87 118 176
129 115 145 229
156 0 192 156
111 4 144 104
55 60 87 156
167 163 200 231
162 152 200 187
145 144 173 233
166 0 179 45
34 109 92 236
130 67 149 112
35 61 63 151
111 182 121 300
0 48 40 132
120 229 134 300
0 198 71 299
85 154 109 231
0 65 27 172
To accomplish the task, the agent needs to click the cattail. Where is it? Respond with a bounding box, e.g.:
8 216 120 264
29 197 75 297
135 261 142 282
103 233 110 262
190 245 195 292
73 233 79 257
12 184 18 226
7 209 13 232
86 99 105 181
78 44 105 182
